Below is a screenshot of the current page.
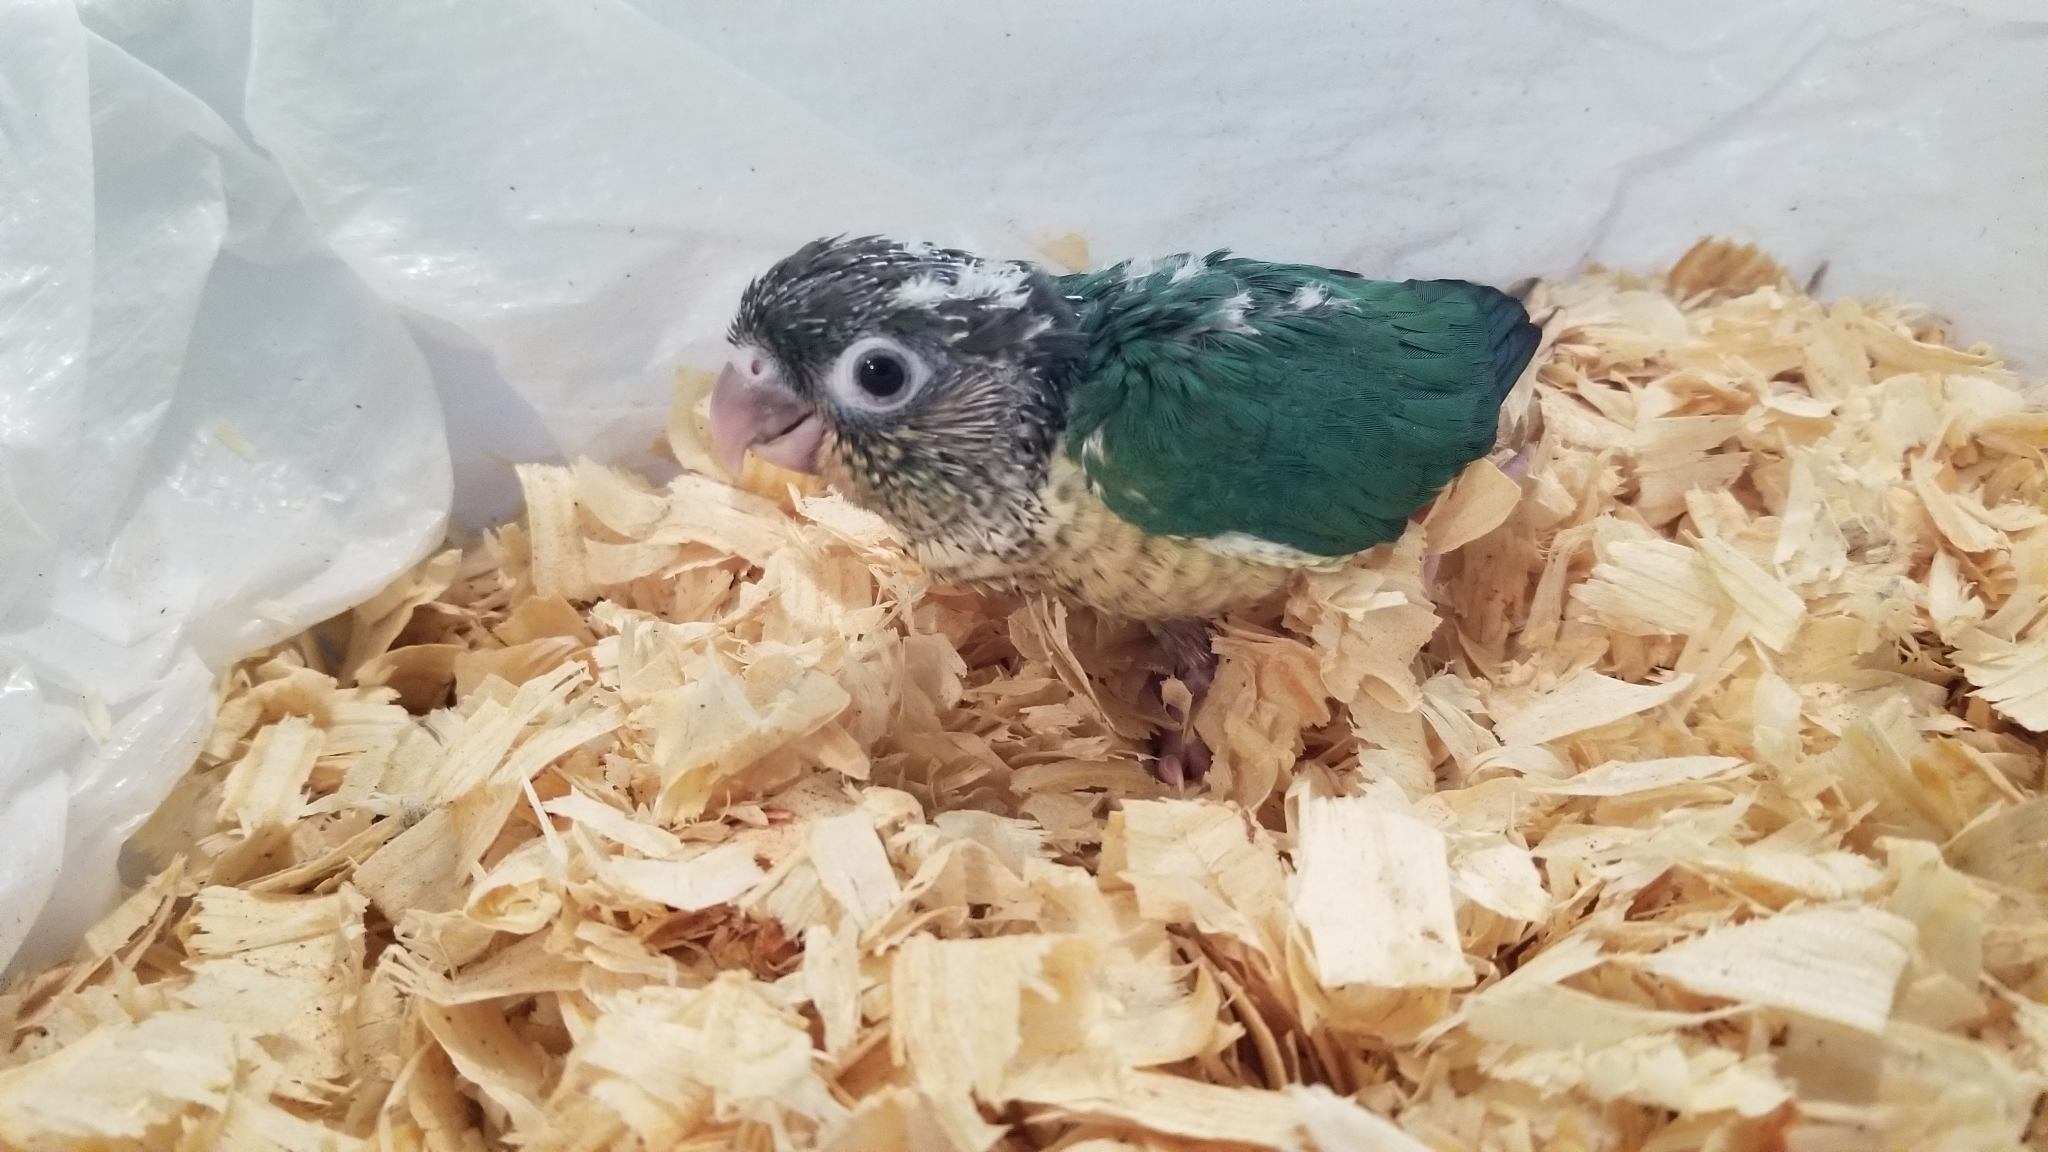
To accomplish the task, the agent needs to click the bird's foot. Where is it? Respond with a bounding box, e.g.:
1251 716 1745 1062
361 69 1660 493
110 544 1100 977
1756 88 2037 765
1148 620 1217 789
1153 724 1211 790
1499 443 1533 483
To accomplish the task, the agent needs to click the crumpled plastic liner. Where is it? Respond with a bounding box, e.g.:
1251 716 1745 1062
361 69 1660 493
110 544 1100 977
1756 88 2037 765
0 0 2041 973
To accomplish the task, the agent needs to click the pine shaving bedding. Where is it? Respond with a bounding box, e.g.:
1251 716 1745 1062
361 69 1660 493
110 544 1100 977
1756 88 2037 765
4 238 2047 1152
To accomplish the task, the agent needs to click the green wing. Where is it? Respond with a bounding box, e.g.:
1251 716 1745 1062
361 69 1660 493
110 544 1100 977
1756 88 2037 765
1057 254 1538 558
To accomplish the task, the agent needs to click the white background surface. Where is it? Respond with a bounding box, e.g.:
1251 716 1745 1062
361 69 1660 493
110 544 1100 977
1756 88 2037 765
2 0 2043 971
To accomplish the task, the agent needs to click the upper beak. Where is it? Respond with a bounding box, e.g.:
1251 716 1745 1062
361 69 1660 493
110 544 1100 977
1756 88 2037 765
706 356 827 477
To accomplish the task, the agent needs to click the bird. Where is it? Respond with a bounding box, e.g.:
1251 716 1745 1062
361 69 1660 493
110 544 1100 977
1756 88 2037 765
708 236 1541 787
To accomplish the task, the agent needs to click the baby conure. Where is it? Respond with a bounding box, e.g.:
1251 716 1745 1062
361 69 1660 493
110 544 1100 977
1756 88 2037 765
710 236 1540 787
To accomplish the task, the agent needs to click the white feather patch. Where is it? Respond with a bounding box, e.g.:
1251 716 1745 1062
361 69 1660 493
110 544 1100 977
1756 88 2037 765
891 261 1031 309
1119 256 1159 285
1168 253 1210 283
891 275 957 307
1286 284 1354 314
1189 531 1341 568
1289 284 1330 311
1203 291 1258 335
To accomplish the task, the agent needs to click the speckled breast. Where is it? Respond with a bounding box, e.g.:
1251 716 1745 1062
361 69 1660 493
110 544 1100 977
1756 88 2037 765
913 457 1302 621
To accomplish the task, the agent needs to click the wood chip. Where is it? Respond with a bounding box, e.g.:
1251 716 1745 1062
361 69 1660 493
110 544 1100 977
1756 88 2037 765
1291 796 1471 989
1103 798 1287 952
175 886 367 1099
1634 907 1915 1034
1421 458 1522 555
217 714 322 831
1532 755 1747 797
1953 623 2048 732
0 1013 240 1146
807 809 903 930
1491 669 1694 747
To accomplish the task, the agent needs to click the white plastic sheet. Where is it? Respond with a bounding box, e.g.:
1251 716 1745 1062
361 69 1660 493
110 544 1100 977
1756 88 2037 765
1 0 2043 972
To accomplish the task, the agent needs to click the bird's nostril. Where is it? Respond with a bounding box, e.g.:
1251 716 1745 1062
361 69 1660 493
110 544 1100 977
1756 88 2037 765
747 356 766 378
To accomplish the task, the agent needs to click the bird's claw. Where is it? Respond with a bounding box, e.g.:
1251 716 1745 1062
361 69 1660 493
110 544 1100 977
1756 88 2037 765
1147 619 1218 789
1153 720 1213 790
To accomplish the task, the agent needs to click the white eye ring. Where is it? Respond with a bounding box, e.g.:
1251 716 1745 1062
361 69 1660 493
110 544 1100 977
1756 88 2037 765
825 336 931 415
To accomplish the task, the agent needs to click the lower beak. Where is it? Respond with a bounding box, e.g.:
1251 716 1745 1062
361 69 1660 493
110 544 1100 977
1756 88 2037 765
706 362 827 477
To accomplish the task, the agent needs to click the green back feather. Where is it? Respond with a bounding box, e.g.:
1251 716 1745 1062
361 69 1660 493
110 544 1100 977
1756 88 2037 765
1057 254 1539 557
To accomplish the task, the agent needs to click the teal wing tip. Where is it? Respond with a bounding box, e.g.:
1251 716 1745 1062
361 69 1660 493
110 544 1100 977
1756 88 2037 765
1395 278 1542 399
1478 285 1542 399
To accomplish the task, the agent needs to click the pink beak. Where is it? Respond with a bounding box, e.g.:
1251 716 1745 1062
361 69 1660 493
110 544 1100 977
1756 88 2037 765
706 354 827 476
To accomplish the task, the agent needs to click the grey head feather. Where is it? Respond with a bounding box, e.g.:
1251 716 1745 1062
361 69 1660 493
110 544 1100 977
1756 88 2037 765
730 235 1080 395
728 235 1082 561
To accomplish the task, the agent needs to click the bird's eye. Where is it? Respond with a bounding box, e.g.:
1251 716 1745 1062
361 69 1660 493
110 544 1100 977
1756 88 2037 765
826 336 931 414
856 351 908 398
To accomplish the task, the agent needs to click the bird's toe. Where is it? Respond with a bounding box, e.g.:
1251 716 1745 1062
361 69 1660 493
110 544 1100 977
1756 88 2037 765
1150 724 1210 790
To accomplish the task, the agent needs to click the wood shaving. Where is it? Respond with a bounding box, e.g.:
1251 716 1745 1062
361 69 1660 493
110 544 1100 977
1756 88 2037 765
1292 797 1472 990
4 237 2046 1151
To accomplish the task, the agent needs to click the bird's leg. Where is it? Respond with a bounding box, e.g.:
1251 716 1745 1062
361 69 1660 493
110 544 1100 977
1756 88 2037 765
1499 443 1533 483
1148 619 1218 788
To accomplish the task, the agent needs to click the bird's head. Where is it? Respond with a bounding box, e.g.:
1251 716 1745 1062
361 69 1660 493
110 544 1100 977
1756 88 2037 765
712 236 1081 545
